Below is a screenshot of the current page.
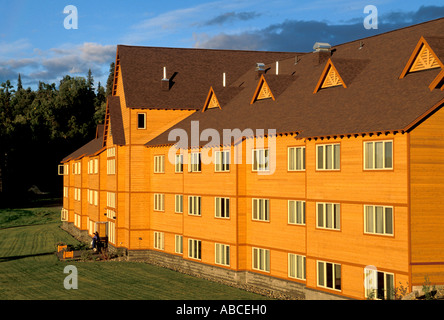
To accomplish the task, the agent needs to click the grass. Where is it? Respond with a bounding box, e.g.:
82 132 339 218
0 207 270 300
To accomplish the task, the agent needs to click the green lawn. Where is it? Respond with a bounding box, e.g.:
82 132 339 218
0 207 270 300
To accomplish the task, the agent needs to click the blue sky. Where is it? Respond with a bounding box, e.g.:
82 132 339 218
0 0 443 89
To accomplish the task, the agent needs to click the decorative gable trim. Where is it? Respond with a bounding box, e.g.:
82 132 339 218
250 74 275 104
399 36 443 79
313 59 347 93
429 68 444 91
202 87 221 112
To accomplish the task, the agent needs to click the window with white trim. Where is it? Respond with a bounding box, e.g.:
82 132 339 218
215 243 230 266
175 194 183 213
288 253 306 280
364 267 394 300
154 193 165 211
63 186 68 198
317 261 341 291
188 239 201 260
317 203 340 230
107 159 116 175
154 155 165 173
288 146 305 171
107 192 116 208
137 113 146 129
364 205 393 236
252 198 269 221
154 232 164 250
215 197 230 218
175 154 183 173
288 200 305 225
175 235 183 254
188 152 201 172
215 150 230 172
316 143 340 170
188 196 201 216
252 149 269 172
364 140 393 170
252 247 270 272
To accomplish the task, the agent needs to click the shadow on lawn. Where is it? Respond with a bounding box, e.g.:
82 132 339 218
0 251 55 263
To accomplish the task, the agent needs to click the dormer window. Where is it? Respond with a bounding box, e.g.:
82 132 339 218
313 59 347 93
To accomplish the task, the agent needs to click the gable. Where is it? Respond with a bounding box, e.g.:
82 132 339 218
313 59 347 93
250 75 275 104
202 87 221 112
399 37 444 79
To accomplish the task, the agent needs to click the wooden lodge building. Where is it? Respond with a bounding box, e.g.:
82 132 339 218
59 18 444 300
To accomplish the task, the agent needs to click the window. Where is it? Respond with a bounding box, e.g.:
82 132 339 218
252 247 270 272
137 113 146 129
107 147 116 158
188 239 201 260
175 154 183 173
364 140 393 170
364 267 394 300
61 208 68 221
189 152 201 172
188 196 201 216
154 155 165 173
252 198 269 221
94 158 98 174
317 261 341 291
74 188 81 201
316 144 340 170
108 221 116 244
288 147 305 171
107 159 116 175
317 203 340 230
252 149 269 172
215 243 230 266
154 193 165 211
154 232 164 250
58 165 66 175
215 197 230 218
107 192 116 208
364 205 393 236
175 235 183 254
215 150 230 172
88 159 97 174
288 254 306 280
175 195 183 213
288 200 305 225
63 186 68 198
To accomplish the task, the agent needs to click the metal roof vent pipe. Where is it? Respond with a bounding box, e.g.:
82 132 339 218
161 66 170 91
313 42 332 65
256 62 265 79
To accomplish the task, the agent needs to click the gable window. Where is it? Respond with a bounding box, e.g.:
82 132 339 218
317 202 340 230
364 140 393 170
317 261 341 291
288 146 305 171
252 149 269 172
215 150 230 172
316 144 340 170
154 155 165 173
137 113 146 129
364 205 393 236
288 200 305 225
215 197 230 218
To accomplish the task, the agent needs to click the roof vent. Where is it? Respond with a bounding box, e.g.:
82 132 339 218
313 42 332 52
256 62 265 78
161 66 170 91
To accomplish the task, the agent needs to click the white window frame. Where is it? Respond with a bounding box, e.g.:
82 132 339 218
137 112 146 129
154 232 164 250
252 247 270 272
288 146 305 171
215 150 230 172
107 159 116 175
188 239 201 260
188 196 201 216
316 143 340 170
316 202 340 230
288 253 306 280
175 235 183 254
252 198 269 222
317 260 341 291
215 243 230 266
252 149 269 172
215 197 230 218
175 154 183 173
288 200 305 225
364 267 395 300
154 155 165 173
188 152 202 172
175 194 183 213
107 192 116 209
364 205 394 236
364 140 393 170
154 193 165 212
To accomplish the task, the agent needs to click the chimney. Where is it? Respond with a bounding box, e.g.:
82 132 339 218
256 63 265 79
312 42 332 65
161 66 170 91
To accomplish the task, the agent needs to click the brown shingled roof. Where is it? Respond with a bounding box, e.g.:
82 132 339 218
145 18 444 147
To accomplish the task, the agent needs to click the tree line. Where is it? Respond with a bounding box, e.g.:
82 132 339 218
0 63 115 206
